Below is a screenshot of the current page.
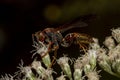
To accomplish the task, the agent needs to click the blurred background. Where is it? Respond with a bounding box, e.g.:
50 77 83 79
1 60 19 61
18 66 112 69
0 0 120 80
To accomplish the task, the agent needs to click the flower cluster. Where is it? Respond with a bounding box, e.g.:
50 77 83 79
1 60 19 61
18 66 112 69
94 28 120 78
1 27 120 80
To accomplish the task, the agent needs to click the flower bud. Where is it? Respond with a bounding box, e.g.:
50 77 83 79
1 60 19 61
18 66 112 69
112 28 120 43
57 56 72 80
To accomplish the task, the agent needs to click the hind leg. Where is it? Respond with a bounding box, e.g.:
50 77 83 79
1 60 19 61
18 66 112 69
50 46 59 67
79 43 88 53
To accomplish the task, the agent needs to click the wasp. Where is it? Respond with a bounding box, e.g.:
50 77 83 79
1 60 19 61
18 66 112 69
32 20 94 67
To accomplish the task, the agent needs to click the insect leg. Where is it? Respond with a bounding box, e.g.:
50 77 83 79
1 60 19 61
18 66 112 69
49 45 59 67
79 43 88 53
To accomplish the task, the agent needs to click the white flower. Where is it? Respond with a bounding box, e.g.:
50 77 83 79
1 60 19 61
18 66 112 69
103 36 115 49
0 74 14 80
15 60 35 80
89 38 100 50
56 72 66 80
57 56 72 80
88 50 97 69
86 70 100 80
73 69 83 80
41 68 54 80
73 58 83 80
31 60 46 76
74 58 83 70
111 28 120 43
32 41 49 57
32 41 51 68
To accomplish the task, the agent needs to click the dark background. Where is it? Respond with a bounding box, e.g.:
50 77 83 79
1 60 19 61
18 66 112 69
0 0 120 80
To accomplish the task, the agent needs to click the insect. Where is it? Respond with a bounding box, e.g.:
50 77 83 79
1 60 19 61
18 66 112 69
32 21 88 55
32 17 94 67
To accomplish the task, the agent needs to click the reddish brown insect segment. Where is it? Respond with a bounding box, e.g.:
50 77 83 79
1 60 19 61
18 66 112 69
61 33 93 47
